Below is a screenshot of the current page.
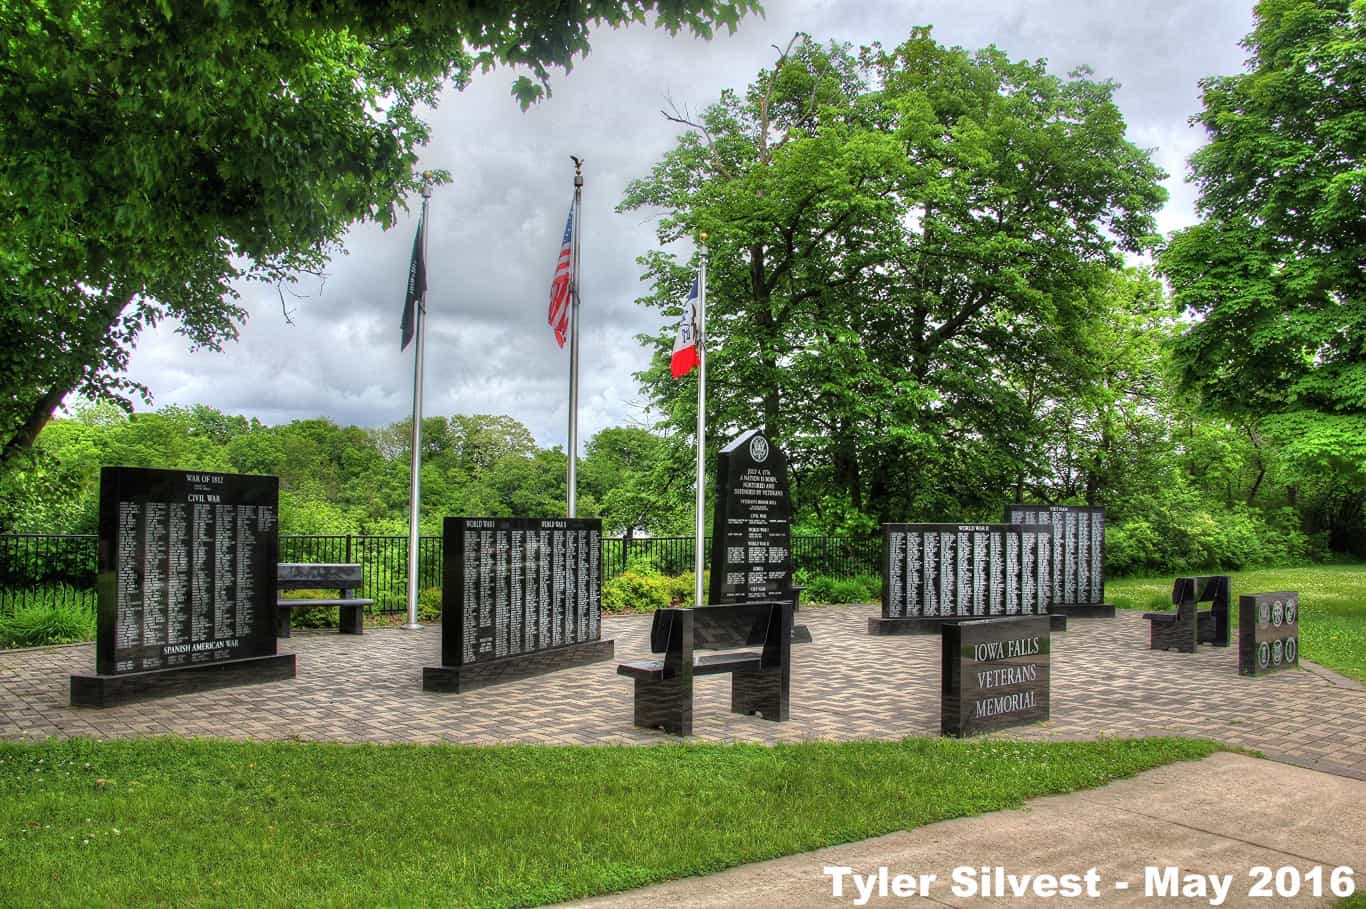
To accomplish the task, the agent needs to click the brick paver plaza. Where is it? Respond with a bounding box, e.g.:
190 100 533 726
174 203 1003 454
2 607 1363 780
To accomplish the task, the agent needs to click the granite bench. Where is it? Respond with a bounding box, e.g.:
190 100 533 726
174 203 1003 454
1144 575 1230 653
276 563 374 637
617 601 792 736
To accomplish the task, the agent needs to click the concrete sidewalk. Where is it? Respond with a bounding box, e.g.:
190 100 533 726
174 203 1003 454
569 753 1364 908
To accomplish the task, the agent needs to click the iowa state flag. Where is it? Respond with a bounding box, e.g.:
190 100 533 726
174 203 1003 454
670 276 700 378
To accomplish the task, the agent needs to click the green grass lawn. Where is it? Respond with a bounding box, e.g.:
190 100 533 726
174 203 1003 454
1108 564 1366 683
0 736 1219 908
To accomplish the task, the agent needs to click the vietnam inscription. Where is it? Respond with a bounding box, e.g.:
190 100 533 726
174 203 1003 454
1006 505 1108 611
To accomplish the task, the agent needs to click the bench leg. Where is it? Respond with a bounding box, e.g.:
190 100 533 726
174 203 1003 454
1149 620 1194 653
633 678 692 736
339 604 364 635
731 670 788 721
275 608 291 639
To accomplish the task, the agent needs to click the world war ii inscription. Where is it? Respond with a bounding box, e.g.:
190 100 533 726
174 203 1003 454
881 523 1052 620
95 466 281 677
426 516 613 692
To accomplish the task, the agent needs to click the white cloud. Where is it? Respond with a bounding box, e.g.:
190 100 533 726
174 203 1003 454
121 0 1255 446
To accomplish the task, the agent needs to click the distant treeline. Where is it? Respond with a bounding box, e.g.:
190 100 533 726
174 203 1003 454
1 397 1359 577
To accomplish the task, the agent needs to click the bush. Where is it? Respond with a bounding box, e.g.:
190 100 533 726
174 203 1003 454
418 587 443 622
602 570 671 614
0 601 97 648
1106 501 1315 577
799 573 879 605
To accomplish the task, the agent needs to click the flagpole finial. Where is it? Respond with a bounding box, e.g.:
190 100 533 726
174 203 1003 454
699 231 709 243
570 155 584 187
421 170 433 198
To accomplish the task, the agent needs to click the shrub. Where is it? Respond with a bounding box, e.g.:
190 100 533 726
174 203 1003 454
800 573 879 605
418 587 443 622
0 601 97 648
602 570 670 614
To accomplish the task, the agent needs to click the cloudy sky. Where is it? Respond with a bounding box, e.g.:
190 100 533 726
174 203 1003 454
122 0 1256 449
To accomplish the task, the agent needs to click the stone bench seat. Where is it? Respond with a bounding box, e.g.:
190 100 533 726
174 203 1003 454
276 563 370 637
617 602 791 736
617 650 765 681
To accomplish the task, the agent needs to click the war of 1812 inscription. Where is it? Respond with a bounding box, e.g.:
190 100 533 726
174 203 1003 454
70 466 295 707
869 523 1053 635
1239 591 1300 676
941 615 1051 737
1005 505 1114 618
708 429 793 607
422 516 614 693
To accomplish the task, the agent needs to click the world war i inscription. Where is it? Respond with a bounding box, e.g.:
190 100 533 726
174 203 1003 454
870 523 1053 635
1239 591 1300 676
423 516 614 693
941 615 1051 737
1005 505 1114 618
71 466 295 707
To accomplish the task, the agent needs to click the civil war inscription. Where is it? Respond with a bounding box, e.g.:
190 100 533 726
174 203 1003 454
96 467 280 675
71 466 294 707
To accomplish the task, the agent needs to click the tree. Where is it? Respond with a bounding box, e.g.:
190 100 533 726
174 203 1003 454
0 0 758 474
1160 0 1366 551
621 31 1165 526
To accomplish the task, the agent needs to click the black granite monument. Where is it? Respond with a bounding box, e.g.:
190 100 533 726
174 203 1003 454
70 466 295 707
941 615 1051 737
1239 591 1299 676
422 516 615 692
1005 505 1114 619
870 523 1058 634
708 429 809 640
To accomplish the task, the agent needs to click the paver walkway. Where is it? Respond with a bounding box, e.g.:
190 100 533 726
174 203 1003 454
1 607 1362 779
568 752 1366 907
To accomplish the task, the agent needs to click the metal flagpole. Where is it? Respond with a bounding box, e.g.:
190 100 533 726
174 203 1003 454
694 234 709 609
567 157 584 518
404 173 433 630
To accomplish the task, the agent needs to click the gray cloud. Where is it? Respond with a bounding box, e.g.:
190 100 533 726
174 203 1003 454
123 0 1255 446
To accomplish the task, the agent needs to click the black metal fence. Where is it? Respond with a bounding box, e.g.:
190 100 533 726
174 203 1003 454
0 531 879 615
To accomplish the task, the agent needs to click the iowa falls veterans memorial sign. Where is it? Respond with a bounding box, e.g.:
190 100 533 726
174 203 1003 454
941 615 1051 737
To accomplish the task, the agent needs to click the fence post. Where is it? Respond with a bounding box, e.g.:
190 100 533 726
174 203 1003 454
345 533 352 563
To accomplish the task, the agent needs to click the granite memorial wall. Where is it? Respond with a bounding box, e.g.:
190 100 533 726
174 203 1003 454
871 523 1053 633
423 516 614 692
71 466 295 706
1004 505 1113 617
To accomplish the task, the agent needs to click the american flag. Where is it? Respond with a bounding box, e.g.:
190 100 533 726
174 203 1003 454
547 200 575 347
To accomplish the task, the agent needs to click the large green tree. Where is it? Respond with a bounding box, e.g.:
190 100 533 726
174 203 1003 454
0 0 757 472
621 31 1166 527
1160 0 1366 550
